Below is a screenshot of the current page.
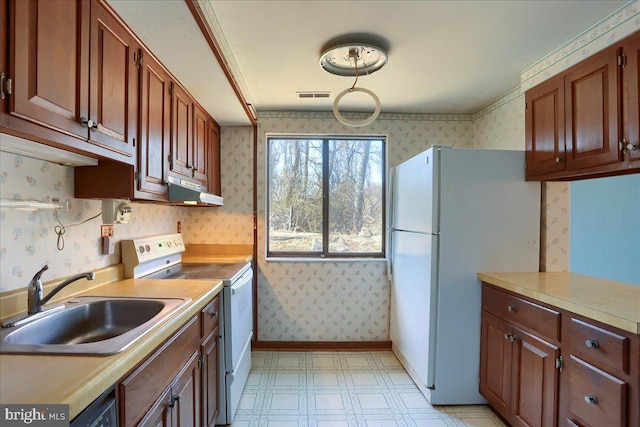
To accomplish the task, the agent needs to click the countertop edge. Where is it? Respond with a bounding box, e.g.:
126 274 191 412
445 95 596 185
0 279 224 419
477 272 640 335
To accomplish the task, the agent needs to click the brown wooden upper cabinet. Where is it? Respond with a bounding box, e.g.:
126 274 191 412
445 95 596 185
623 32 640 163
138 49 171 201
169 86 215 189
88 0 138 160
192 103 210 185
209 123 221 196
4 0 137 165
526 30 640 180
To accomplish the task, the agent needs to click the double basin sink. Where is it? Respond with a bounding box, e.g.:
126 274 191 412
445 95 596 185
0 296 190 355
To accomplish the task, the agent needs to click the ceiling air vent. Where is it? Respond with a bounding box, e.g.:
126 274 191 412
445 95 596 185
297 91 331 99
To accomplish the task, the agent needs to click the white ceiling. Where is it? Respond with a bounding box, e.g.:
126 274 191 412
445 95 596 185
110 1 630 124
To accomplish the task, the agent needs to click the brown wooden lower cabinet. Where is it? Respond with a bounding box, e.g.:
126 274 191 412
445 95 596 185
480 283 639 427
480 312 558 427
138 350 200 427
118 294 220 427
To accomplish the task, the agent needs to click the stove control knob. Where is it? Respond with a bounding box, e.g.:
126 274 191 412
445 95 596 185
139 245 145 254
145 244 151 252
167 241 172 247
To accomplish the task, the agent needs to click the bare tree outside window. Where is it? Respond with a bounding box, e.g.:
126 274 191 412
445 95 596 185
267 136 385 257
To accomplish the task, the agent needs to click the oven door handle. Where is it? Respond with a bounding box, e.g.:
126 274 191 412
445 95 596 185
231 270 253 295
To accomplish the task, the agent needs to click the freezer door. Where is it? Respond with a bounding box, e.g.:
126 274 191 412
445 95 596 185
390 230 438 390
393 148 439 234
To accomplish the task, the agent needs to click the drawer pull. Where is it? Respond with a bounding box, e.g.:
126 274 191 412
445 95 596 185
208 310 218 318
503 333 518 343
507 305 517 312
584 394 598 405
585 339 600 349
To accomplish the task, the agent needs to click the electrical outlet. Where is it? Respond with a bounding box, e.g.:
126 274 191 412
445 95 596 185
101 225 114 237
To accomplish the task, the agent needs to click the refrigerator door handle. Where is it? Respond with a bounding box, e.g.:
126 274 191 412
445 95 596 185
387 167 396 281
387 228 393 281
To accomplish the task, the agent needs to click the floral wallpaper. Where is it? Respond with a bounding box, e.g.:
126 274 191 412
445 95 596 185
472 88 525 150
540 182 570 272
0 145 187 293
256 112 472 341
186 126 254 245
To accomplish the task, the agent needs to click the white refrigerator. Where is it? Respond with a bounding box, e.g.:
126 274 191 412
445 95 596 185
388 146 540 405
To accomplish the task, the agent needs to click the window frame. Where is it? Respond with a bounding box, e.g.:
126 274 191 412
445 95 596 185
266 134 387 259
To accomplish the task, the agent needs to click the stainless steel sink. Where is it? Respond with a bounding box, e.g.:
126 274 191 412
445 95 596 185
0 296 190 355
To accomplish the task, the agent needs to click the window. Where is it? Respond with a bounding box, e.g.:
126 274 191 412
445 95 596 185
267 136 386 258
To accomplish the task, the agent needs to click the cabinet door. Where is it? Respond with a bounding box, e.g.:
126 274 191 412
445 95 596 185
138 389 172 427
565 47 621 171
201 327 220 427
480 313 512 420
173 351 201 427
10 0 88 139
525 74 566 178
511 327 559 427
623 32 640 163
209 121 221 196
170 82 193 179
192 104 209 185
89 0 137 161
138 50 170 200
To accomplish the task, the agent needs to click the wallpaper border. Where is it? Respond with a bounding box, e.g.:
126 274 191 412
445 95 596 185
521 0 640 91
257 111 473 122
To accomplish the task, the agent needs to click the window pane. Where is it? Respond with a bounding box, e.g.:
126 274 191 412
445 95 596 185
268 139 323 252
328 139 384 253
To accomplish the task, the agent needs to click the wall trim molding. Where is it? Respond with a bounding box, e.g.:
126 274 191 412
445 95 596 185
257 111 473 122
521 0 640 91
253 340 393 351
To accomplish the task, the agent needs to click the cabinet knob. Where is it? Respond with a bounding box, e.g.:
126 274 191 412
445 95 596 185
503 333 518 343
626 142 639 151
80 117 98 131
507 305 517 312
585 339 600 349
208 309 218 318
584 394 598 405
555 157 564 163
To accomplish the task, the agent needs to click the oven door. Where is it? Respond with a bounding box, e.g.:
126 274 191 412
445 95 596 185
224 267 253 371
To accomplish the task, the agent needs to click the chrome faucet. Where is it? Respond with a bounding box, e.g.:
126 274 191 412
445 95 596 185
27 265 96 314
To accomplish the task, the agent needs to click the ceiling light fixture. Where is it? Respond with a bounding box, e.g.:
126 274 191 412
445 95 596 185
320 42 387 127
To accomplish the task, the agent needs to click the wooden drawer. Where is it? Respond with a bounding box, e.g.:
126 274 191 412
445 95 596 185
571 318 629 375
201 295 220 339
482 285 561 341
119 315 200 426
568 356 627 427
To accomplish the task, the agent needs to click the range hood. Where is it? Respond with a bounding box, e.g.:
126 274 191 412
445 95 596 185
167 176 223 206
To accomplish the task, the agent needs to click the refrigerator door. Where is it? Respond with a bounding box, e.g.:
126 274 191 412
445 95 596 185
390 230 438 391
393 148 439 234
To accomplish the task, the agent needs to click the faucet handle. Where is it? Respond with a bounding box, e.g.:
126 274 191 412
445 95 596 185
31 265 49 282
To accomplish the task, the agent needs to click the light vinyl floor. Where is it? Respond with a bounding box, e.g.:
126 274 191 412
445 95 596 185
230 351 508 427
